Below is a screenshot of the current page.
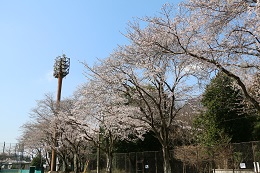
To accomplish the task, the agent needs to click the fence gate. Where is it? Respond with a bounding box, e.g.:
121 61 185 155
136 159 144 173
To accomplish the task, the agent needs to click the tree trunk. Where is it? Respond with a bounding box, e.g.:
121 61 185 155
60 154 70 173
104 132 114 173
62 160 66 172
105 152 113 173
162 145 171 173
73 153 79 173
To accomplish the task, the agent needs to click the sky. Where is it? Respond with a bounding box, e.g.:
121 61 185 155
0 0 181 144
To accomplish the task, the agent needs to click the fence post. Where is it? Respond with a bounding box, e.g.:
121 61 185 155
129 153 131 173
184 147 186 173
124 153 126 173
230 143 235 173
196 145 199 172
213 147 215 173
155 151 157 173
252 141 259 173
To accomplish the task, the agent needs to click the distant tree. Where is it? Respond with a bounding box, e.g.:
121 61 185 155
194 72 257 146
31 154 46 168
20 93 56 170
20 94 90 173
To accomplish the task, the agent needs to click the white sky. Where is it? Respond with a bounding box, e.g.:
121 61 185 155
0 0 181 143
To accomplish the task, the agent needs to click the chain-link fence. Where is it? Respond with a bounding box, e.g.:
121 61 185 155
1 141 259 172
86 141 260 173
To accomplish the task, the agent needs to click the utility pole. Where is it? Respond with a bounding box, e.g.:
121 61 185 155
50 54 70 172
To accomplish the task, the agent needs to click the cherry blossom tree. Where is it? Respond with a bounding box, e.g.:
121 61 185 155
180 0 260 111
19 94 57 170
20 121 51 168
20 94 89 173
55 98 92 173
116 2 260 171
124 0 260 114
64 77 146 173
81 42 205 172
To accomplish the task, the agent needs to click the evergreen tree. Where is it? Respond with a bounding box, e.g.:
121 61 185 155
31 154 45 168
194 72 256 146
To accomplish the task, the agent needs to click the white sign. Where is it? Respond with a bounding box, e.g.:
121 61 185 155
240 163 246 169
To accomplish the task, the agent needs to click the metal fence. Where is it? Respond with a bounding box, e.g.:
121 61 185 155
1 142 259 173
86 141 260 173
